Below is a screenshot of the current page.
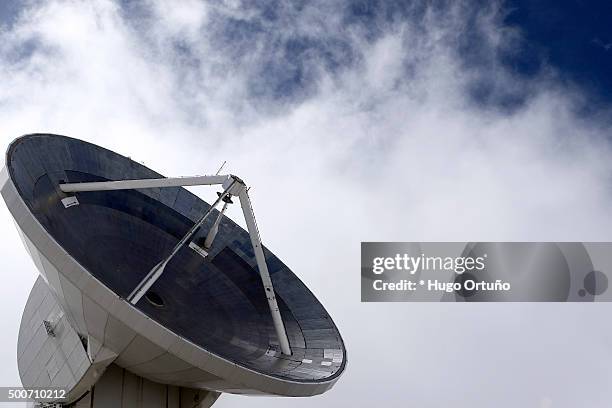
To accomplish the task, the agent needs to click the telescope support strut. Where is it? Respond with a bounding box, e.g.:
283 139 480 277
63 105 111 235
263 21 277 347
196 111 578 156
59 175 292 356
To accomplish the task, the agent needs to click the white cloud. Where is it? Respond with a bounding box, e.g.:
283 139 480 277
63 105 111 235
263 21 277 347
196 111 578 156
1 1 612 407
148 0 208 40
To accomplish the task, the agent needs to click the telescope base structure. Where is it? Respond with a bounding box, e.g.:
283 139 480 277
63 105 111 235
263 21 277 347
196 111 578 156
63 364 219 408
20 276 220 408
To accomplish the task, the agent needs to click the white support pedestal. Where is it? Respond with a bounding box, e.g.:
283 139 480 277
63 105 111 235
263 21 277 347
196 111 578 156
54 364 220 408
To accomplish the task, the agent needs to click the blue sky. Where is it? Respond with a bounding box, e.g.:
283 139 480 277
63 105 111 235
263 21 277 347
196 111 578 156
503 0 612 113
3 0 612 114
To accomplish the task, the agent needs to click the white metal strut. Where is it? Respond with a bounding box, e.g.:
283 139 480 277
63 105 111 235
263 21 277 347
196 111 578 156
59 174 292 356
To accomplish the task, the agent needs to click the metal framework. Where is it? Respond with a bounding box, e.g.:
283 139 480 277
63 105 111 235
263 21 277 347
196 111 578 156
59 174 292 356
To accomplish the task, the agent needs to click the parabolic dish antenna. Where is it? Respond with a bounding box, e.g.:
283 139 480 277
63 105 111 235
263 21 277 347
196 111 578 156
2 134 345 407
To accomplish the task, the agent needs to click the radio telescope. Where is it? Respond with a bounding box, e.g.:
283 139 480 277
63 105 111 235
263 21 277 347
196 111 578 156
2 134 345 407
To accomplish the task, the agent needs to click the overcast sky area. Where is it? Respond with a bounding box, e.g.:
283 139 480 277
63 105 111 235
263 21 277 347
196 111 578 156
2 0 612 407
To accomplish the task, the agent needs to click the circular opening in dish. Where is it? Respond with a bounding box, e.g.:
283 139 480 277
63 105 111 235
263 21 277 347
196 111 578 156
145 291 165 308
